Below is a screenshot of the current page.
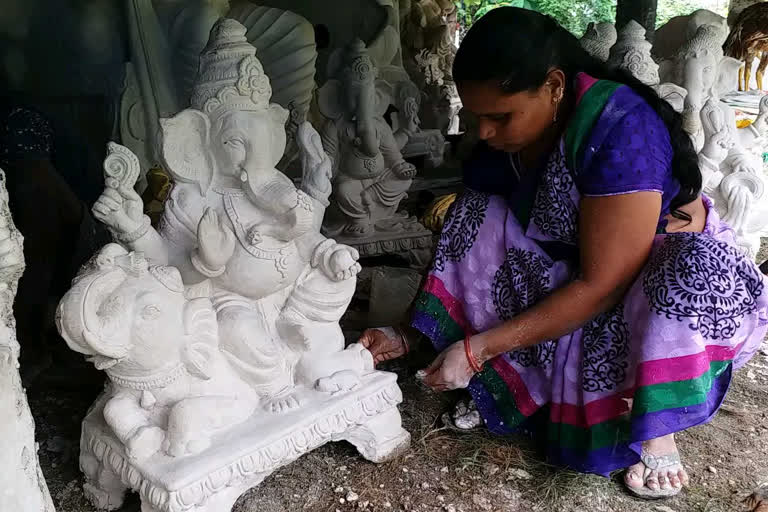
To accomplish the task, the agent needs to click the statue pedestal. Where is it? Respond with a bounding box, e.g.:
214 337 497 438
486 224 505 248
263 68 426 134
326 214 435 269
401 129 446 168
79 372 409 512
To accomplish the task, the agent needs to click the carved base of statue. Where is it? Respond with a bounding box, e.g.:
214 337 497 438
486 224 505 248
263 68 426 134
78 371 409 512
324 211 435 268
401 129 447 168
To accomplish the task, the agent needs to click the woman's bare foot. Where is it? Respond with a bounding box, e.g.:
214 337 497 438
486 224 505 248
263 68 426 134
358 327 408 364
624 434 689 498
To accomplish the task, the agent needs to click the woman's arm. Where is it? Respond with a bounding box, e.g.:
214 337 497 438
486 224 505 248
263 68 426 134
472 191 661 364
422 191 662 390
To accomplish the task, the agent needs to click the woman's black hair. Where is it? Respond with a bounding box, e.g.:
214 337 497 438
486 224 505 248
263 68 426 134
453 7 701 222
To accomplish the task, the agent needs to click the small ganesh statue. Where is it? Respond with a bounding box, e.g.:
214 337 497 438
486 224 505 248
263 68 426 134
56 244 258 460
90 19 373 411
317 39 419 238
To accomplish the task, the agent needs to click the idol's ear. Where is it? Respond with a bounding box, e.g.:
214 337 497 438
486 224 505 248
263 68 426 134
159 109 215 195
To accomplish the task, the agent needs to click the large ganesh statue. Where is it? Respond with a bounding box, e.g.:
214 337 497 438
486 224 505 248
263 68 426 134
57 19 409 512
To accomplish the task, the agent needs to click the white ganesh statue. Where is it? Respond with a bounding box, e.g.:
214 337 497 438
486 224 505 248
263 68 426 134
317 39 434 264
318 39 419 239
56 19 409 512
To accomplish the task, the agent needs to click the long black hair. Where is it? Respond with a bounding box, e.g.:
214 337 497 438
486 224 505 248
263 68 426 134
453 7 702 221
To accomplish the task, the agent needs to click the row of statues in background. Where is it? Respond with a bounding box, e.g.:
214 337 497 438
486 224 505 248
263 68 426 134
123 0 448 263
400 0 462 135
581 11 768 259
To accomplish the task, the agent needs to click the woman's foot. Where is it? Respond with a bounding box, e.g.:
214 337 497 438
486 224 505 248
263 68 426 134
624 434 689 499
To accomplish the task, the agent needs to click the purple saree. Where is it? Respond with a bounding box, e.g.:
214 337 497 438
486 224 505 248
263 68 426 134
411 74 768 476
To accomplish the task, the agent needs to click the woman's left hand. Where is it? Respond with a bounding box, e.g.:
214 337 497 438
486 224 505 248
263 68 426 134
420 339 478 391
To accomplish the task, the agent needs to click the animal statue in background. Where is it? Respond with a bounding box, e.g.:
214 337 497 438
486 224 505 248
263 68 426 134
724 2 768 91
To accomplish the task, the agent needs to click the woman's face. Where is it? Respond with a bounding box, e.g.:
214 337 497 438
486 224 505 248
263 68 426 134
458 79 558 153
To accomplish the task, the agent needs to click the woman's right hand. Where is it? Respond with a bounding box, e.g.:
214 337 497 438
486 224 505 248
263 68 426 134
358 327 408 365
92 181 144 236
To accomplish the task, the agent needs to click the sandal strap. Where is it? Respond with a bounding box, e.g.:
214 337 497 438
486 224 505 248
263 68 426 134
640 451 681 471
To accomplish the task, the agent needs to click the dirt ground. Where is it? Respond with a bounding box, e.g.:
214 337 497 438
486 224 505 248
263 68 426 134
30 241 768 512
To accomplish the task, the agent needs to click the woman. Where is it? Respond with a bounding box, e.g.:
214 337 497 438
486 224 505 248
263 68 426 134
360 8 768 499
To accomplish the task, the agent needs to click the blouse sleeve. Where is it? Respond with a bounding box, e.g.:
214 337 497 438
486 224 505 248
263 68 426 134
576 99 673 197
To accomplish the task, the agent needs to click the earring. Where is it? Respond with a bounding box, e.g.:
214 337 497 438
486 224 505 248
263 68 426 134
552 88 563 123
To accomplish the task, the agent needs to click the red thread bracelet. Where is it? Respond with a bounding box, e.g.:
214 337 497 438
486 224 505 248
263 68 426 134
464 335 482 373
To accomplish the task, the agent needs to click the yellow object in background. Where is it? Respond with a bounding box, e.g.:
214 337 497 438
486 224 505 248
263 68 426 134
422 193 458 232
737 118 754 129
142 166 173 226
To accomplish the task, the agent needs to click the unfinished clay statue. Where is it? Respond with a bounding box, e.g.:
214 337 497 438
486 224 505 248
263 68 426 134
57 244 259 461
653 9 728 62
97 20 376 401
318 39 416 237
71 19 409 512
394 79 446 167
0 171 55 512
318 40 433 263
662 24 768 258
400 0 462 135
580 22 617 62
607 21 659 86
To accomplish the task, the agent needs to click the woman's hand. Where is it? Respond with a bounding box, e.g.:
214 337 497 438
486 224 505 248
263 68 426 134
358 327 408 364
420 338 478 391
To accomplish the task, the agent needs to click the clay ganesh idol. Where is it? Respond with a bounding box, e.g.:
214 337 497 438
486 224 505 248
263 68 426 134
91 20 372 411
318 40 418 238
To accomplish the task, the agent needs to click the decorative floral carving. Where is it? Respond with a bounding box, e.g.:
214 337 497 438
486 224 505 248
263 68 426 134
236 56 272 108
81 376 405 512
